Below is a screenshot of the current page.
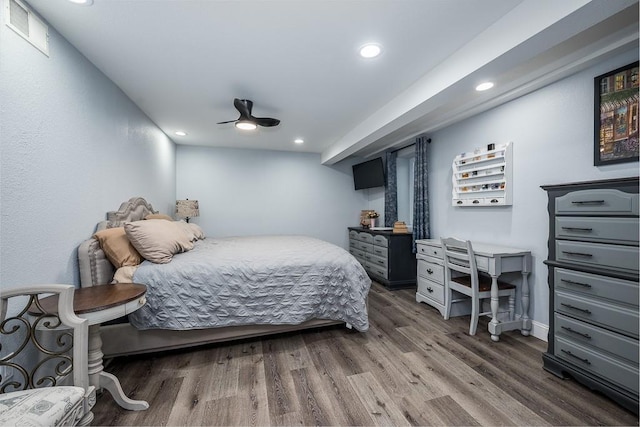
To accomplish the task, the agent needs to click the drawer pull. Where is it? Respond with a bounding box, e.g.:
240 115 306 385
377 260 384 265
560 326 591 339
561 227 593 232
560 349 591 365
426 269 433 274
571 200 604 205
426 287 434 293
560 279 592 288
560 303 591 314
433 250 438 255
562 251 593 258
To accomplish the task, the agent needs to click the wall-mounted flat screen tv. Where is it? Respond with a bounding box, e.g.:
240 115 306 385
352 157 385 190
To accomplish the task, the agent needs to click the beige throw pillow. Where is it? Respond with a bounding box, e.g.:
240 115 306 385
124 219 194 264
93 227 143 268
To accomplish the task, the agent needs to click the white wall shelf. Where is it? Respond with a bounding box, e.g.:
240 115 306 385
451 142 513 206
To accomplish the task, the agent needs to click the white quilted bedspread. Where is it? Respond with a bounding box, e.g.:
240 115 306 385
129 235 371 331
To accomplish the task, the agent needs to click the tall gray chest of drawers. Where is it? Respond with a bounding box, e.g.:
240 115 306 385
542 177 639 414
348 227 416 289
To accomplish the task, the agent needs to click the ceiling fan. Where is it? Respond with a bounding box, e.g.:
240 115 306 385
217 98 280 130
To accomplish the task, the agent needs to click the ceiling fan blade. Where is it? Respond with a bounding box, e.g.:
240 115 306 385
216 119 238 124
234 98 253 117
254 117 280 127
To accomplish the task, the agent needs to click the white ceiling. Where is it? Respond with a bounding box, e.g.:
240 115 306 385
26 0 639 164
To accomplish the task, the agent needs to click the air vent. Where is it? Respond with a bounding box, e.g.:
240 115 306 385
4 0 49 56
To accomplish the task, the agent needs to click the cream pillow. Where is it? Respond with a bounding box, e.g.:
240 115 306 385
174 220 205 241
189 223 205 240
124 219 194 264
175 220 198 242
93 227 143 268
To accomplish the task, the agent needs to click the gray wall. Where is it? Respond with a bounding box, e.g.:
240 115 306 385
176 146 368 248
0 8 176 288
427 49 639 332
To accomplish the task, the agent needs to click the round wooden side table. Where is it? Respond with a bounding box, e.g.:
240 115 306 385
38 283 149 412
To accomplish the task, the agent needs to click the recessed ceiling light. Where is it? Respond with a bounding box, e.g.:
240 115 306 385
235 121 257 131
175 131 187 136
475 82 494 91
359 43 382 59
294 138 304 144
68 0 94 5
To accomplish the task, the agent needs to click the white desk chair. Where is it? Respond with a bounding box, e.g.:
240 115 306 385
0 285 95 426
441 237 516 336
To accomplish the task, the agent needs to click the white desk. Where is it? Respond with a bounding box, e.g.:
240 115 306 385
416 239 532 341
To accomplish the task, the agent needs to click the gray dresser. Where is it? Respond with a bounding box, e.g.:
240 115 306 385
348 227 416 289
542 177 639 414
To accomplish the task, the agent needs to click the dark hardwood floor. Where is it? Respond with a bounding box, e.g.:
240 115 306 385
93 282 639 426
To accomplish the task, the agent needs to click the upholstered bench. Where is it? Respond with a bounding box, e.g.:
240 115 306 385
0 387 86 426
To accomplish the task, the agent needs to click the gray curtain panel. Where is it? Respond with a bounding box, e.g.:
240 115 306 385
412 136 430 252
384 150 398 227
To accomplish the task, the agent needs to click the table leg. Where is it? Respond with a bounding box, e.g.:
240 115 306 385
87 324 149 411
489 275 500 342
520 271 531 336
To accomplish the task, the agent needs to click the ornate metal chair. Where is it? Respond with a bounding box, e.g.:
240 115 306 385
0 285 95 426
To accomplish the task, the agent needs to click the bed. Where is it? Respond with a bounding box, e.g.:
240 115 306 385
78 197 370 358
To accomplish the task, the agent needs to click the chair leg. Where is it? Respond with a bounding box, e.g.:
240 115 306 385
469 296 479 335
508 291 516 321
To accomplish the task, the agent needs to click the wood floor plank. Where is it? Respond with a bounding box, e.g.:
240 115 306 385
262 337 300 420
91 281 638 426
303 333 377 426
423 395 482 426
400 350 523 426
366 301 421 353
443 329 637 426
131 377 183 426
290 367 333 426
236 345 270 427
347 371 411 426
397 326 549 426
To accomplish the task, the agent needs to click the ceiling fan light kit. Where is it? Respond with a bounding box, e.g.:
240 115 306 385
235 121 257 131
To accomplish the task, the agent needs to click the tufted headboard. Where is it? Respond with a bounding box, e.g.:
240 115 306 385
78 197 158 287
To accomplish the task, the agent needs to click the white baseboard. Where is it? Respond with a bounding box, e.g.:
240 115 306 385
529 318 549 342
